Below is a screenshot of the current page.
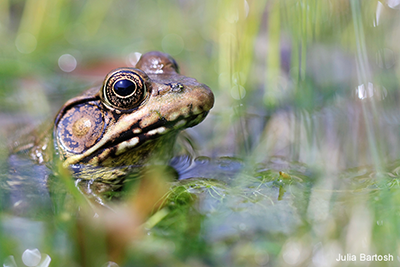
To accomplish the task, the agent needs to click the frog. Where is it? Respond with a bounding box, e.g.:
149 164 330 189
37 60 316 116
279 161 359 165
6 51 214 210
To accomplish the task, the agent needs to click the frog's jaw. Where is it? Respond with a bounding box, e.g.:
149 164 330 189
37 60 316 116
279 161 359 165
111 111 209 156
61 111 208 168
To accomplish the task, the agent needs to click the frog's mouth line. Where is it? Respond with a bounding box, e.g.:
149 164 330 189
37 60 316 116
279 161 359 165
62 112 208 167
105 111 209 158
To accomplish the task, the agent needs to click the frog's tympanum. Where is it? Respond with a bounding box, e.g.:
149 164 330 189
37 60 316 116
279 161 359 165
20 51 214 182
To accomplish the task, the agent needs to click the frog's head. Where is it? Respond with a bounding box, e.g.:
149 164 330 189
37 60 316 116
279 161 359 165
54 51 214 168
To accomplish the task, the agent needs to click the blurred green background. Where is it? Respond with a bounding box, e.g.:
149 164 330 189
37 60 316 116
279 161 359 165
2 0 400 266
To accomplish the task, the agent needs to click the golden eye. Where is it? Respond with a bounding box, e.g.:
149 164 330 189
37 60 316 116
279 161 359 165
102 68 147 110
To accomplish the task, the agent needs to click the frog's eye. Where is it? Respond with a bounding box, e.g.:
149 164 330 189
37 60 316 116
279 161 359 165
102 68 147 110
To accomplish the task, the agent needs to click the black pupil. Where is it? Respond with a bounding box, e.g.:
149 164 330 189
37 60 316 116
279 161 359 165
114 79 136 97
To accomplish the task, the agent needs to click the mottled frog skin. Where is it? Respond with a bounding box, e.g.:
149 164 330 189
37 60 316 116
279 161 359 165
16 51 214 181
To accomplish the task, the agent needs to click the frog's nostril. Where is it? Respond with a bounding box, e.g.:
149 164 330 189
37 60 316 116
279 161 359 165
170 83 184 92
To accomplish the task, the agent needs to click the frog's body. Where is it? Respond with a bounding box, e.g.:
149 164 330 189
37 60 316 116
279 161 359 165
12 51 214 182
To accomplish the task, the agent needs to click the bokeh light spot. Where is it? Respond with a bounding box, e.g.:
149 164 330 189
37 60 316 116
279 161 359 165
244 0 250 18
58 54 77 72
282 241 303 265
231 85 246 100
386 0 400 9
21 248 41 266
15 33 37 54
3 255 17 267
128 52 142 66
355 82 387 100
102 261 119 267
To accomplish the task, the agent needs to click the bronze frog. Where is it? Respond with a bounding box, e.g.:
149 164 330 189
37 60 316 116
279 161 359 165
12 51 214 183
